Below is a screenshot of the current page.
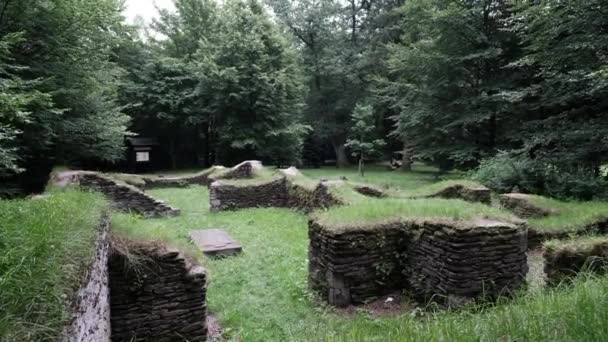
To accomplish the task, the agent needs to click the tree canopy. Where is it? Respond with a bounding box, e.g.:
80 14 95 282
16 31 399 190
1 0 606 199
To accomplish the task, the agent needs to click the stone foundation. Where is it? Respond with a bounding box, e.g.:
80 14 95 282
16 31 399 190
287 182 342 212
353 185 386 198
79 173 180 218
309 221 409 306
60 214 111 342
109 243 207 341
408 219 528 305
425 184 492 204
143 166 226 189
544 238 608 285
213 160 263 180
500 193 557 218
309 218 528 307
209 178 289 212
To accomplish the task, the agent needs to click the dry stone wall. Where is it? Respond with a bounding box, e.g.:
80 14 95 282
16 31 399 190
500 193 557 218
79 173 180 218
544 239 608 285
109 245 207 341
60 214 111 342
353 185 386 198
309 218 528 307
408 219 528 305
209 178 289 212
309 221 409 306
143 166 226 189
287 182 342 213
426 184 492 204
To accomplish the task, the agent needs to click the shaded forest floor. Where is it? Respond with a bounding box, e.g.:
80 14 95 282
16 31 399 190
111 165 608 341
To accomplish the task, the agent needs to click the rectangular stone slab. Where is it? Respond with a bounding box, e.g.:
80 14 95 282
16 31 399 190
190 229 242 257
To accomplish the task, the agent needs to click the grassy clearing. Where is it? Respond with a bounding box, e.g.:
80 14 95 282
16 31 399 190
528 196 608 232
111 176 608 341
312 198 515 231
0 189 107 341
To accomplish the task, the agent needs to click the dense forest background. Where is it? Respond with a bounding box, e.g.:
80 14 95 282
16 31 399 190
0 0 606 199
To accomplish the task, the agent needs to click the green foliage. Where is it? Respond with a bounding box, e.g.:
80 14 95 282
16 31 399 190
473 152 608 200
0 189 107 341
196 0 308 165
0 0 131 193
345 103 386 176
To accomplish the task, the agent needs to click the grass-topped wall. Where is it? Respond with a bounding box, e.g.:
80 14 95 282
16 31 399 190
0 190 108 341
500 194 608 248
544 237 608 285
309 198 528 307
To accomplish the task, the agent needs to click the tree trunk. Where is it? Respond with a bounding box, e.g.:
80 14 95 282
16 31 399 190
168 138 177 170
359 156 364 177
400 145 413 171
332 140 350 168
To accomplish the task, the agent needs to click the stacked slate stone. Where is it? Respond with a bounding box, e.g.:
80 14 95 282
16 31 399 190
427 184 492 204
499 193 556 218
143 166 226 189
109 247 207 342
308 217 529 307
408 218 528 306
213 160 262 180
353 185 386 198
79 173 180 218
287 182 342 213
209 177 289 212
544 239 608 285
309 220 410 307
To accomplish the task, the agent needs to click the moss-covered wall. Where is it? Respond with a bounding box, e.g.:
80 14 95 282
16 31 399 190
109 245 207 341
309 218 528 307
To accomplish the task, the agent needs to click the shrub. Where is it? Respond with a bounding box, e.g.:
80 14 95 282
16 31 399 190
472 152 607 200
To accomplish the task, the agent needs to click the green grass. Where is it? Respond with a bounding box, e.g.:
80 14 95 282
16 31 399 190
0 189 107 341
312 197 515 232
545 235 608 252
527 196 608 232
301 163 461 191
110 184 608 341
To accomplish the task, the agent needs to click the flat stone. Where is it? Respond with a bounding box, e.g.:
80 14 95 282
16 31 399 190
190 229 242 257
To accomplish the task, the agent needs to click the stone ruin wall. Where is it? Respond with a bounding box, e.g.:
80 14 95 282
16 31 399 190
544 241 608 285
209 178 289 212
309 218 529 307
79 173 180 218
287 182 342 213
60 214 111 342
408 219 528 305
209 177 342 213
309 222 409 306
427 185 492 205
109 246 208 342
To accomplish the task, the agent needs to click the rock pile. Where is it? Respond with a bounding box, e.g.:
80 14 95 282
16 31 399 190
500 193 557 218
408 218 528 305
79 173 180 218
109 245 207 342
309 218 528 307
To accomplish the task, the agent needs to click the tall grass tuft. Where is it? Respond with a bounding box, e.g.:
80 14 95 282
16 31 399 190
0 189 107 341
